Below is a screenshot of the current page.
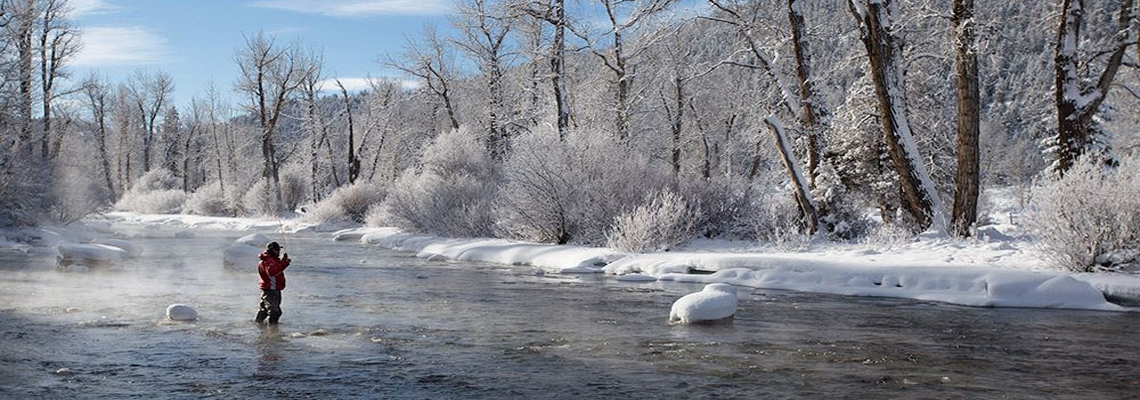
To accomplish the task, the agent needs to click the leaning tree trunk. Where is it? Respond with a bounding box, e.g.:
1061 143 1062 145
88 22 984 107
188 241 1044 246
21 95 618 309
765 117 818 234
849 0 945 231
950 0 980 237
551 0 570 139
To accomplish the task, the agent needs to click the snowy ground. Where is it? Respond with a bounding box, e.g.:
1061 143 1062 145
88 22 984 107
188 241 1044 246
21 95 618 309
3 186 1137 312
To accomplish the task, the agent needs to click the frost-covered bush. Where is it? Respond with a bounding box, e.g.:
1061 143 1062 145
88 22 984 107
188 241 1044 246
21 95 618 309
375 127 496 237
114 189 186 214
860 221 915 248
496 129 670 245
607 191 698 252
303 182 385 224
680 176 757 240
114 169 186 214
753 188 811 250
242 178 274 216
133 169 178 192
1027 160 1140 272
48 164 108 224
184 182 234 216
280 167 310 213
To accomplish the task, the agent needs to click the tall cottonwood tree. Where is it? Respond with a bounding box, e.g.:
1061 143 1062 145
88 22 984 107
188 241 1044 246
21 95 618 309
81 74 115 200
950 0 980 237
389 25 461 132
1052 0 1137 175
234 32 318 214
454 0 513 160
514 0 571 139
847 0 945 231
128 70 173 173
572 0 672 142
38 0 79 159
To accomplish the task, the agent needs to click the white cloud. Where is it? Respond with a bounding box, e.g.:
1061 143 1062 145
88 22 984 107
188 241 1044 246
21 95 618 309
74 26 173 66
68 0 118 18
249 0 451 17
318 77 421 92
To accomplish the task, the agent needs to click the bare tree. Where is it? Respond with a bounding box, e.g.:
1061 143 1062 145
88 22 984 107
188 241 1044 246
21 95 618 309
234 31 318 215
4 0 36 150
298 64 331 202
572 0 672 141
786 0 828 187
38 0 79 159
128 70 173 172
388 25 460 132
335 79 361 184
513 0 571 139
847 0 945 231
950 0 980 237
1052 0 1137 175
81 74 115 199
454 0 513 160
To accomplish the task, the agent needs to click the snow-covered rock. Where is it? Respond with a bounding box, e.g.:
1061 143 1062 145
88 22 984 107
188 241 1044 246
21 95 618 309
669 283 738 324
57 244 128 267
223 244 262 271
617 273 657 282
332 228 372 242
165 304 198 321
90 238 142 258
235 233 270 247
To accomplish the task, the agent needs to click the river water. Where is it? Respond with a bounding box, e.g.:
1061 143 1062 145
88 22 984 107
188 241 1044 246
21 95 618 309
1 229 1138 399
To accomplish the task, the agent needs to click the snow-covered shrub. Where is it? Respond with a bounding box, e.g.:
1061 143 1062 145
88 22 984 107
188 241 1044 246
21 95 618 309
48 164 108 224
303 182 385 224
114 169 186 214
375 127 496 237
132 169 178 192
607 191 698 252
1028 160 1140 272
114 189 186 214
813 161 870 239
753 189 811 250
279 166 310 213
861 221 915 248
496 129 670 245
184 182 234 216
680 176 757 240
241 178 274 216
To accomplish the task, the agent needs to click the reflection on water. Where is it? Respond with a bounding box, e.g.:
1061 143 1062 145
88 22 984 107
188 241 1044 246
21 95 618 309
0 227 1138 399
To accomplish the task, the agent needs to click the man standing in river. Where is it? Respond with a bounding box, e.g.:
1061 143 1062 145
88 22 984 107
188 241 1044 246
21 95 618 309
255 242 291 324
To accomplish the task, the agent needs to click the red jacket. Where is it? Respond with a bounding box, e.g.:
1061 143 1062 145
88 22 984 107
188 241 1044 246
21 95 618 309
258 252 291 290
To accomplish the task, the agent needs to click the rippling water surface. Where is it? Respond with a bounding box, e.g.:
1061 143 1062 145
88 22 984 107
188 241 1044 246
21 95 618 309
1 228 1138 399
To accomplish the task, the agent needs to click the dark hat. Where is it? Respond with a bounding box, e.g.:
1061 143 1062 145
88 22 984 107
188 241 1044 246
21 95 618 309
267 242 282 250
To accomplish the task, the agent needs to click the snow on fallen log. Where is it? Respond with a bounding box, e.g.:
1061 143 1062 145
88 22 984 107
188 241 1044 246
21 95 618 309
669 283 738 324
605 253 1122 311
359 229 627 274
57 244 129 268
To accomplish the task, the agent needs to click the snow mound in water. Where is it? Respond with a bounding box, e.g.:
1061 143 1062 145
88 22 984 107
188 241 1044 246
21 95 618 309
235 233 270 247
90 238 142 258
332 228 376 242
166 304 198 321
57 244 128 267
173 230 196 239
669 283 737 324
223 244 261 271
617 274 657 282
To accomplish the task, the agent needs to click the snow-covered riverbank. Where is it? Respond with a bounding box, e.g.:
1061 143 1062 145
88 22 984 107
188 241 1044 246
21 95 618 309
5 211 1137 312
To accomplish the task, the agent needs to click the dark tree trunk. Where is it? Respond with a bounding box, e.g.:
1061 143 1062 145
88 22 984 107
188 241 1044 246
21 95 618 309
951 0 980 237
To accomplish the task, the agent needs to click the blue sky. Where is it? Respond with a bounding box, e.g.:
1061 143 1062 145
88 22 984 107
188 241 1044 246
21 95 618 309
70 0 455 106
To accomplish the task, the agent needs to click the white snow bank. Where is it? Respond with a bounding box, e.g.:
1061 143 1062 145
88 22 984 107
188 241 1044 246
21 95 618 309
90 238 142 258
99 212 323 233
333 227 383 242
669 283 738 324
223 244 261 271
359 229 627 274
235 233 270 247
620 256 1123 311
165 304 198 321
616 273 657 282
1075 273 1140 306
57 243 128 266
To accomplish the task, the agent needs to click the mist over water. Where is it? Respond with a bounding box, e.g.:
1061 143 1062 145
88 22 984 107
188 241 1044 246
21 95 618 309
1 227 1139 399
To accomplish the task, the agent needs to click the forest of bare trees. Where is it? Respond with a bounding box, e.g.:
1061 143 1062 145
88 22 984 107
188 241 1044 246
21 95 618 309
1 0 1137 270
